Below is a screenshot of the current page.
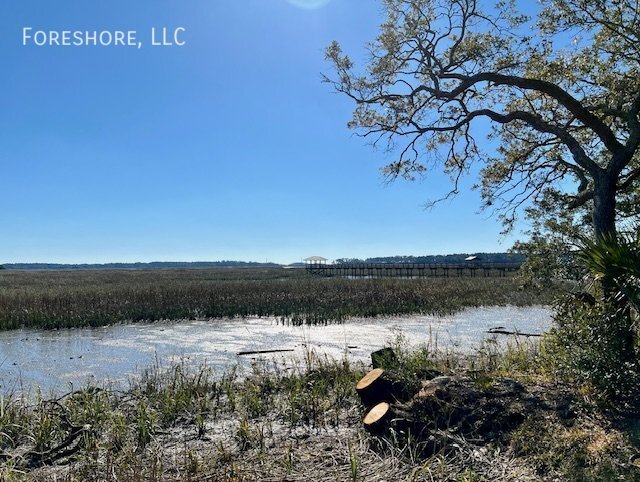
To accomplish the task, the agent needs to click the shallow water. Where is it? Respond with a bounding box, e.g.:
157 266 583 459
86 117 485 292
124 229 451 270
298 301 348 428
0 306 552 395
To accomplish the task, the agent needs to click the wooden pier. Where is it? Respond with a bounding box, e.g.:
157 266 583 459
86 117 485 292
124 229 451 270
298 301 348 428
305 261 521 278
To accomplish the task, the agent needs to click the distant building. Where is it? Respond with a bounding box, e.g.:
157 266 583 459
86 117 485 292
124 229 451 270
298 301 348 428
304 256 329 275
304 256 328 265
464 255 479 262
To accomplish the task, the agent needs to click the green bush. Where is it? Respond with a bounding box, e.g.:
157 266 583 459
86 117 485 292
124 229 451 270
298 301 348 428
544 295 639 407
542 231 640 408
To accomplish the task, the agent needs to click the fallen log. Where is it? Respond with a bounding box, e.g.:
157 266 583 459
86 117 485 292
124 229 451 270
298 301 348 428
236 349 295 356
26 424 92 468
486 328 542 337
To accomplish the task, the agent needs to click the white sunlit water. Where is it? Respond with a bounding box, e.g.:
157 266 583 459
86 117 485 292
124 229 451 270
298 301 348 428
0 305 552 395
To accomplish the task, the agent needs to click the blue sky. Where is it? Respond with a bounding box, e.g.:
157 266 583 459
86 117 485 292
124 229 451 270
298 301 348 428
0 0 520 264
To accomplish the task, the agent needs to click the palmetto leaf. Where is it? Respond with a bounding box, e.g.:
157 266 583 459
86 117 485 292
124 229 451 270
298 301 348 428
576 231 640 313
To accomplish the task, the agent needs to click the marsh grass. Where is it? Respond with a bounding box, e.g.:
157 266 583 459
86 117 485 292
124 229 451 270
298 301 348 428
0 339 637 481
0 268 556 330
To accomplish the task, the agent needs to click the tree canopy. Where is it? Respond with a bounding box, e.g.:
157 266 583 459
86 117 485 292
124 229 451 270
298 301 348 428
325 0 640 239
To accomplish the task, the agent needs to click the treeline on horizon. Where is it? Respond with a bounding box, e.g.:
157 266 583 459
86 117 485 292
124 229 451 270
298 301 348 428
0 252 525 270
1 261 282 271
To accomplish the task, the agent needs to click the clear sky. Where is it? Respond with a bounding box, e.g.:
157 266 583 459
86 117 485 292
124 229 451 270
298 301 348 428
0 0 521 264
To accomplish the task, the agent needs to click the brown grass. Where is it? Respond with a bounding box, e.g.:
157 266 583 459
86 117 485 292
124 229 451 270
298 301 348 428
0 268 557 330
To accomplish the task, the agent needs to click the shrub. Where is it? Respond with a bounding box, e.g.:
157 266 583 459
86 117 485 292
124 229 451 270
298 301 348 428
544 294 639 408
542 231 640 408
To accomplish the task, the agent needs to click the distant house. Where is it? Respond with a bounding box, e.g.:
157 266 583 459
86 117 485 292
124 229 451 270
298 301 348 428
464 255 479 262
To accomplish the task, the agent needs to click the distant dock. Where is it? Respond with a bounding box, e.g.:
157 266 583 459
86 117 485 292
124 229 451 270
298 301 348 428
304 261 521 278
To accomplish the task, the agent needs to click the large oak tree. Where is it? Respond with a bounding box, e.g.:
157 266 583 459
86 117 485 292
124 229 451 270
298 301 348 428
325 0 640 240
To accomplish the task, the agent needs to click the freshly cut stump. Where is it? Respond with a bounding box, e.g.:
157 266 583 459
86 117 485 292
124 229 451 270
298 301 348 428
363 402 391 434
356 368 419 408
356 368 387 408
363 402 414 435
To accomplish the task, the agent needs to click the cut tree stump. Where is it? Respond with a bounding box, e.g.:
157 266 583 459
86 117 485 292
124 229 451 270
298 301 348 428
357 355 561 454
371 347 399 369
363 402 415 435
363 402 391 434
355 368 420 408
356 368 386 408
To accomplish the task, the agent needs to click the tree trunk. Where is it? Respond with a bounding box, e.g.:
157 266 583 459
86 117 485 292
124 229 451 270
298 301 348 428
592 172 635 356
592 174 617 303
592 173 617 240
